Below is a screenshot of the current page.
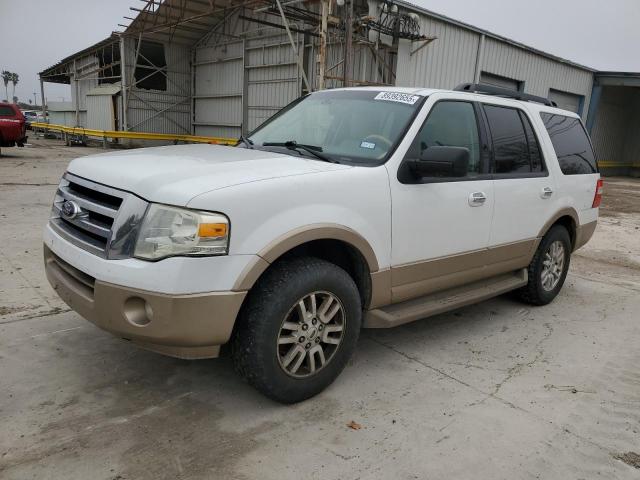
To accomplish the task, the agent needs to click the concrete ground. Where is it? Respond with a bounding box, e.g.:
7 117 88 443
1 137 639 480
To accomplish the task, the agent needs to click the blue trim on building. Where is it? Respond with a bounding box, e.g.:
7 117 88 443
586 84 602 133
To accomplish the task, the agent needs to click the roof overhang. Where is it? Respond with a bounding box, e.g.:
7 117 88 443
595 71 640 88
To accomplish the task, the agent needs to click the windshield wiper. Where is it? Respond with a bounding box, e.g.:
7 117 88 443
262 140 337 163
237 134 254 149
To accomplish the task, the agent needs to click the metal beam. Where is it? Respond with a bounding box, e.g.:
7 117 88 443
119 36 129 131
274 0 311 92
318 0 328 90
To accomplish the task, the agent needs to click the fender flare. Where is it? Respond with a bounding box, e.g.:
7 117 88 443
232 223 380 291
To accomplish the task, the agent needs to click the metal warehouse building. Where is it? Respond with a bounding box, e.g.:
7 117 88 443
39 0 639 175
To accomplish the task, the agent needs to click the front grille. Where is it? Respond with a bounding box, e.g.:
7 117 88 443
50 173 128 258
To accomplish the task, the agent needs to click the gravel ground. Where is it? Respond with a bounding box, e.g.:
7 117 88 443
1 137 639 480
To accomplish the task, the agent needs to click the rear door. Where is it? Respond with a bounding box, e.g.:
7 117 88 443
539 111 600 222
482 102 558 248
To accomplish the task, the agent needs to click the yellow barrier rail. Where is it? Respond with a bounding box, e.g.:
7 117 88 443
598 160 637 168
31 122 238 145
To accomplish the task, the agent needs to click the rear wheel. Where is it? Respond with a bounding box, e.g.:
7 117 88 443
516 225 571 305
232 257 361 403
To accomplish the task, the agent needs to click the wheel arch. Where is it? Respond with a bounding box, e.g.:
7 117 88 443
233 224 381 309
538 208 579 250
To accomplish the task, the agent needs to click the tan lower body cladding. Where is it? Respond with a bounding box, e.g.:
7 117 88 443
365 240 537 328
366 220 598 326
44 246 246 359
376 238 538 306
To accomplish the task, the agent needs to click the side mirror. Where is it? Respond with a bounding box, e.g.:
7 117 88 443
410 146 470 178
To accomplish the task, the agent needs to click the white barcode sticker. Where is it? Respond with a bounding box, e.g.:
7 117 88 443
374 91 421 105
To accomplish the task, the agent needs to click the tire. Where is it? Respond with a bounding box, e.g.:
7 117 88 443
232 256 362 403
516 225 572 306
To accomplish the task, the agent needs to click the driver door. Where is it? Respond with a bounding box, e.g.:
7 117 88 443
389 97 494 303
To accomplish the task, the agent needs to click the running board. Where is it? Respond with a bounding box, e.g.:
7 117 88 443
364 269 528 329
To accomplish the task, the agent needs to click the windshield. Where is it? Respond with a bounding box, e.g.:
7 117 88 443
248 90 424 164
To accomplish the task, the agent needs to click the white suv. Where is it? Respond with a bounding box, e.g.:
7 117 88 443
44 85 601 402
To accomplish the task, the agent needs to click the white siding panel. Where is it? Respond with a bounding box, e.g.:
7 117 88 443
482 37 593 118
396 14 594 120
86 94 115 131
193 40 244 138
396 16 479 90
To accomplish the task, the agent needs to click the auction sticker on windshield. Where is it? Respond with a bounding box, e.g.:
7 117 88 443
374 91 421 105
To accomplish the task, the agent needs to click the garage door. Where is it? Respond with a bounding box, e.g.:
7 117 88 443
193 40 244 138
548 89 583 114
480 72 522 91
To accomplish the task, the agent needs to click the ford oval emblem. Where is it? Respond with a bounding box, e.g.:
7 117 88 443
61 200 81 219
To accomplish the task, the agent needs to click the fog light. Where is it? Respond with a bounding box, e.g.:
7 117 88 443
124 297 153 327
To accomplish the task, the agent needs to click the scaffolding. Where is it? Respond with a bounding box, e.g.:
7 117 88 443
39 0 435 138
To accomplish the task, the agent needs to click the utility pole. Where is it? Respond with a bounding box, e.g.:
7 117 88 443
33 92 37 107
343 0 353 87
318 0 329 90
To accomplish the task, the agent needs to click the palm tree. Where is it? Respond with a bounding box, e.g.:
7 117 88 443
1 71 10 102
10 73 19 103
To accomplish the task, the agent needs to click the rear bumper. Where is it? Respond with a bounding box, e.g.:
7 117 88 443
44 245 246 359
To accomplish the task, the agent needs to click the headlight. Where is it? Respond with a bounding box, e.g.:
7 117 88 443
134 204 229 260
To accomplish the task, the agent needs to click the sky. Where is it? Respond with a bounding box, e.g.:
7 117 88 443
0 0 638 104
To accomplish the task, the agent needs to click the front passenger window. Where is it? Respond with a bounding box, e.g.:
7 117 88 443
415 101 481 174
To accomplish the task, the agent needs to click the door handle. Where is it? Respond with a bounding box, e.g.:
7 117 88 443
541 186 554 199
468 191 487 207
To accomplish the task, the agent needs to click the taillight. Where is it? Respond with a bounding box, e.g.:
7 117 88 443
592 178 603 208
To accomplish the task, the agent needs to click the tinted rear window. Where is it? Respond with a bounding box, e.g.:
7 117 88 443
484 105 533 174
0 106 15 116
540 113 597 174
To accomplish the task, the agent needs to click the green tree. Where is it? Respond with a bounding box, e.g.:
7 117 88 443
10 73 19 104
1 71 10 102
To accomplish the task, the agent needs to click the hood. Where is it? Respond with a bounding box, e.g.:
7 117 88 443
67 144 350 205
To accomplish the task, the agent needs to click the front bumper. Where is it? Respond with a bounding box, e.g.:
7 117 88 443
44 245 246 359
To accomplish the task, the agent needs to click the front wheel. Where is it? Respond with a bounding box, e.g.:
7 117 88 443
232 257 362 403
516 225 572 305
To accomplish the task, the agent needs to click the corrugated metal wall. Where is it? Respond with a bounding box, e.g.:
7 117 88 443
193 40 245 138
396 14 594 119
122 37 191 135
622 91 640 168
72 55 99 114
396 15 479 91
193 13 304 138
481 37 593 117
244 31 301 133
86 94 116 131
192 10 394 137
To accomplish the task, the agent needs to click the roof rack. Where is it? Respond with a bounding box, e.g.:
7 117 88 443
454 83 557 107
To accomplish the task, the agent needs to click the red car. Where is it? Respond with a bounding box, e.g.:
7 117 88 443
0 103 27 155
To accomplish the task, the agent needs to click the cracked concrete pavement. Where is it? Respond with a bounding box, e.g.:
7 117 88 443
1 137 640 479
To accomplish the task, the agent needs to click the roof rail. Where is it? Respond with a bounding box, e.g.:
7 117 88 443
453 83 557 107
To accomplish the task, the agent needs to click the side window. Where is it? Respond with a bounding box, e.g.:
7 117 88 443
483 105 531 174
0 106 15 117
520 111 544 172
414 101 481 175
540 113 597 175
